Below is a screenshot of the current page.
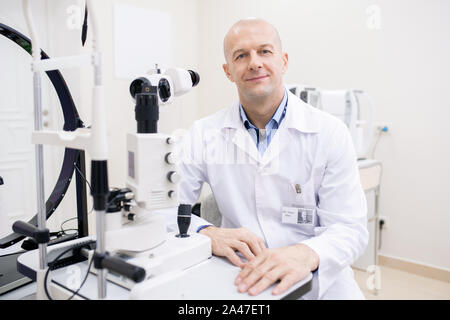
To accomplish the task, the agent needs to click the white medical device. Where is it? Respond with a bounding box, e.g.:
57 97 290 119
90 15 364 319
130 65 200 105
287 84 376 159
96 68 211 291
12 0 110 299
15 0 210 299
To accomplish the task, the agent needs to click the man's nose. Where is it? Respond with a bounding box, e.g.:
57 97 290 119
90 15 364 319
248 52 263 71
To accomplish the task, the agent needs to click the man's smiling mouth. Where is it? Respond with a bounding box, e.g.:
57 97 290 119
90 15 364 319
246 75 269 81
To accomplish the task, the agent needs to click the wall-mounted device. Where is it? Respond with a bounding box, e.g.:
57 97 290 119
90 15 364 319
287 84 376 160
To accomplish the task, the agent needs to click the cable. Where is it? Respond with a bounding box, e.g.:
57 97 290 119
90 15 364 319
73 164 133 212
59 208 94 234
61 228 79 235
73 163 92 192
370 127 383 159
60 217 77 234
44 246 76 300
370 125 389 158
50 192 129 299
67 253 94 300
59 189 123 234
59 194 123 233
59 163 95 234
44 242 95 300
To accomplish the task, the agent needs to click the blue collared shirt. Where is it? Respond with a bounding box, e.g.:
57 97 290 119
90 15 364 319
239 90 288 155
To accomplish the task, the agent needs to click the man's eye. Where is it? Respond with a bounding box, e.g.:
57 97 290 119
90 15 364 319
236 54 246 60
261 50 271 54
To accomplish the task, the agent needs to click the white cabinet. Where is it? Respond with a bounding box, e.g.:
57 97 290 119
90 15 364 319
352 159 382 295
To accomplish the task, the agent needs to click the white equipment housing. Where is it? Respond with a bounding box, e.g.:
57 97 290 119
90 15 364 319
99 231 211 290
165 68 196 97
287 84 375 159
134 67 198 105
126 133 179 210
97 132 211 291
18 0 211 298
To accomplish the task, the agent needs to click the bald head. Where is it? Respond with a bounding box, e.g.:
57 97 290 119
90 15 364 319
223 18 283 62
221 18 288 107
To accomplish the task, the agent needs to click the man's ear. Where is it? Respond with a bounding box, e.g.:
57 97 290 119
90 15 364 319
281 52 289 74
222 63 234 82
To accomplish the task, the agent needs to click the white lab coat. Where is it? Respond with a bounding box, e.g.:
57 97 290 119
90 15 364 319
177 89 369 299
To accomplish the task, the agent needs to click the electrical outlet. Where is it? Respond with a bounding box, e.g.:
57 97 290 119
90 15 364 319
374 122 391 132
378 215 389 229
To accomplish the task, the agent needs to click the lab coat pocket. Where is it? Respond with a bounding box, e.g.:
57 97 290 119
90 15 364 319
286 178 317 207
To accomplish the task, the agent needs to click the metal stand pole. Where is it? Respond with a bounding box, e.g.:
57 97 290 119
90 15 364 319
95 208 107 298
33 67 47 271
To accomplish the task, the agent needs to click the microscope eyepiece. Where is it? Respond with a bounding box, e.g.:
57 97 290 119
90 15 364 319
188 70 200 87
130 77 151 99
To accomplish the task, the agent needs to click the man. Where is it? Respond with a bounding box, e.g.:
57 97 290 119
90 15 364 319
178 18 368 299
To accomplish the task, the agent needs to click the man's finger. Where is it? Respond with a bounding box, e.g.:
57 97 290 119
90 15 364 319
272 272 301 296
224 247 245 268
258 238 267 251
237 230 262 256
236 254 276 293
248 266 285 296
235 251 267 284
244 235 265 256
232 241 255 262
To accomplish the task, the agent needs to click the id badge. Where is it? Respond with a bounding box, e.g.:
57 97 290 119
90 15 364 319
281 205 316 226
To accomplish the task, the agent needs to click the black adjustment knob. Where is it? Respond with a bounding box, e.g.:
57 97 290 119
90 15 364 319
168 190 177 199
167 171 180 183
130 77 151 99
165 152 176 164
158 78 171 102
176 204 192 238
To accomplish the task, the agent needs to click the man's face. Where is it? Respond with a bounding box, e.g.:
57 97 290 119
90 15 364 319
223 21 288 101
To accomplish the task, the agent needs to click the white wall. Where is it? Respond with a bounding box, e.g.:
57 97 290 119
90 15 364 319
197 0 450 270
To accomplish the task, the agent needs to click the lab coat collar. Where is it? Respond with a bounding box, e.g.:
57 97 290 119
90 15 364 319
283 89 321 133
220 86 320 165
221 86 320 133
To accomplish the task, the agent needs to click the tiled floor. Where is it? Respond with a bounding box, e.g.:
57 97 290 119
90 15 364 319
352 265 450 300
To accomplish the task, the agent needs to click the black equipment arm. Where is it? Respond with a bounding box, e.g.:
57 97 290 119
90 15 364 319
12 221 49 244
93 253 146 283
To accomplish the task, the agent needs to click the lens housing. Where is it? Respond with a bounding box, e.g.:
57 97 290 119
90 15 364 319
188 70 200 87
130 77 151 98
